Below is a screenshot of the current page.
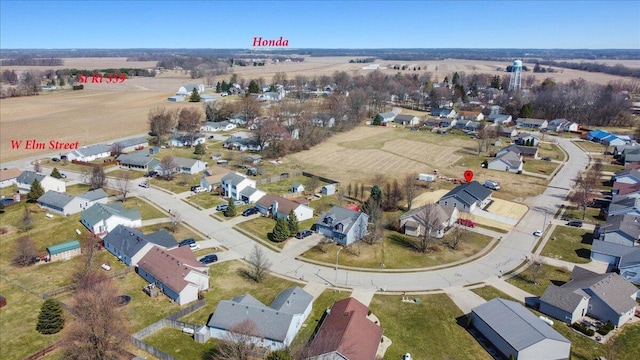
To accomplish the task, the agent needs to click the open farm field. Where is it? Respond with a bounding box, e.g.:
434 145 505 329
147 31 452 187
0 57 158 72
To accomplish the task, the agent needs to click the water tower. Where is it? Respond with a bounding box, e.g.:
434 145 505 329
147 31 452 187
509 59 523 91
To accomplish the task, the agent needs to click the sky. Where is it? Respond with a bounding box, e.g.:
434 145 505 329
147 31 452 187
1 1 639 49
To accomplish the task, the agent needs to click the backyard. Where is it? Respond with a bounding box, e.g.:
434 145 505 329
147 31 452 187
506 264 571 296
541 226 592 263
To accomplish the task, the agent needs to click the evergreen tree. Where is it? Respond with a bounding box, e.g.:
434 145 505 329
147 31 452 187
27 179 45 202
194 143 205 155
491 75 501 90
58 77 65 86
0 201 4 214
287 210 299 235
452 72 460 85
189 88 201 102
221 80 228 91
268 84 277 92
372 114 383 126
520 103 533 118
50 167 62 179
248 80 260 94
271 217 290 242
36 298 65 334
215 81 221 93
224 197 236 217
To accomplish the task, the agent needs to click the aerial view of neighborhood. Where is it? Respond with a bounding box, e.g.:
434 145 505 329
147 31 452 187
1 1 639 359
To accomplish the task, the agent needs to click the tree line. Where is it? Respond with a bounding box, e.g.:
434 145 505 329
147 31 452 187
536 60 640 78
0 57 63 66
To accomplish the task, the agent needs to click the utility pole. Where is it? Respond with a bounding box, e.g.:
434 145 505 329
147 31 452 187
335 247 343 285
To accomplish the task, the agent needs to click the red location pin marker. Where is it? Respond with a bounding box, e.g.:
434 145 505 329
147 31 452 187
463 170 474 183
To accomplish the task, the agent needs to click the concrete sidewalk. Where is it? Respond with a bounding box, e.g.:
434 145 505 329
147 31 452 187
303 282 328 300
485 277 536 303
446 288 487 314
350 289 376 306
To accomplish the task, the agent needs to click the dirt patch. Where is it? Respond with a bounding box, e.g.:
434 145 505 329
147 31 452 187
485 198 529 220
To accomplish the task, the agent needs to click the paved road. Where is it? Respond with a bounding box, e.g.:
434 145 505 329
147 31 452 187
3 136 590 292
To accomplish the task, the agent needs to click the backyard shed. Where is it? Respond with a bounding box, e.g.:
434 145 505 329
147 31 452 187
46 240 81 262
321 184 336 195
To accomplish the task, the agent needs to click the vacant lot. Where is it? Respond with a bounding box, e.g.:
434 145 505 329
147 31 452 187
541 226 592 263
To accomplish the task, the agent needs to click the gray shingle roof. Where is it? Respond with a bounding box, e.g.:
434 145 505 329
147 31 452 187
472 298 570 351
207 287 312 342
81 203 141 227
145 230 179 248
540 284 589 313
400 204 449 229
316 206 367 234
117 153 159 167
114 137 147 148
103 225 178 260
499 144 538 156
77 188 108 202
492 150 522 168
591 239 637 258
173 157 201 168
74 144 110 157
439 181 491 207
16 170 46 185
620 248 640 268
222 172 248 186
37 190 74 208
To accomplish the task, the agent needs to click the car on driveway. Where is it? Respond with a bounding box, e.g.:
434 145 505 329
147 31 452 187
456 218 477 228
178 238 196 247
242 207 259 216
189 242 200 251
138 182 149 188
60 173 67 178
199 254 218 265
295 230 313 239
51 157 60 162
542 156 552 161
567 220 583 228
533 230 542 237
215 204 228 212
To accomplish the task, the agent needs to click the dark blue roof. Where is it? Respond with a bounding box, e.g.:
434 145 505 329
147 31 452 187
439 181 491 207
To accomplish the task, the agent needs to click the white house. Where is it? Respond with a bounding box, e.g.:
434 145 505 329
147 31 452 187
0 168 22 188
81 203 142 236
16 171 66 194
37 189 108 216
437 181 492 213
239 187 266 204
393 114 420 126
168 133 206 148
176 84 206 96
66 144 111 162
207 287 313 351
255 193 314 221
487 150 523 173
201 121 237 132
221 172 257 201
516 118 548 129
172 157 207 174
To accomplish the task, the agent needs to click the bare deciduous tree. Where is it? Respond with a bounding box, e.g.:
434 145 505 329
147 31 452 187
203 320 260 360
33 160 41 173
305 176 320 196
403 173 418 210
148 107 176 145
159 155 178 180
62 272 130 360
89 165 107 190
115 171 132 202
528 254 546 285
12 235 38 267
169 210 181 233
177 107 203 142
246 245 272 283
446 224 466 250
71 234 102 287
415 204 442 253
109 142 124 157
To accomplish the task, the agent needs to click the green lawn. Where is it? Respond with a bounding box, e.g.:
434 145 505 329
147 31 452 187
107 169 145 180
506 264 571 296
0 185 18 198
119 197 167 220
256 175 330 196
64 183 92 195
234 216 289 249
369 294 492 360
143 328 214 360
470 285 520 303
139 223 202 242
301 230 492 269
523 159 560 176
537 143 566 161
148 173 202 194
179 261 301 325
541 226 592 263
574 140 605 153
563 206 604 224
187 192 225 209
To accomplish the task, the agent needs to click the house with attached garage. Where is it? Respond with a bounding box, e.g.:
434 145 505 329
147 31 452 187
393 114 420 126
199 164 229 191
602 134 627 147
595 213 640 245
16 171 66 194
239 187 266 204
471 298 571 360
201 121 237 132
37 188 108 216
400 204 458 238
457 110 484 121
66 144 111 162
437 181 492 213
306 297 383 360
168 133 206 148
102 225 178 266
488 150 523 173
112 137 148 153
256 193 314 221
137 245 209 305
116 152 160 172
611 168 640 185
315 206 368 246
498 126 519 138
172 157 207 175
221 172 257 200
621 147 640 165
81 203 142 237
206 286 313 350
514 132 540 147
590 240 640 284
0 168 22 188
496 144 538 159
539 266 638 328
431 107 456 118
516 118 548 130
488 114 513 126
602 197 640 220
375 112 396 125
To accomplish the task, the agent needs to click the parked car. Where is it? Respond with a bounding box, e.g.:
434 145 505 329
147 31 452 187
542 156 552 161
199 254 218 265
59 173 67 179
179 238 196 247
60 155 68 160
144 171 158 178
533 230 542 237
611 160 622 165
189 242 200 251
234 200 245 206
295 230 313 239
51 157 60 162
484 180 500 190
138 182 149 188
456 218 477 228
242 207 259 216
207 135 215 139
215 204 228 212
191 186 206 193
567 220 583 228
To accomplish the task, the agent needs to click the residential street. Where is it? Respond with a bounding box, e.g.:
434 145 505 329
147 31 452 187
2 136 591 293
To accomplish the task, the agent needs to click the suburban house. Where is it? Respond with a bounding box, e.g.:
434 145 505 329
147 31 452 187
103 225 178 266
602 134 627 147
244 154 262 165
168 133 206 148
393 114 420 126
496 144 538 159
498 127 519 138
137 246 209 306
437 181 492 213
586 129 611 143
16 171 66 194
221 172 257 201
457 110 484 121
256 193 314 221
207 286 313 351
66 144 111 162
176 84 205 96
470 298 571 360
399 204 458 238
239 187 266 204
612 168 640 185
603 197 640 220
37 189 108 216
199 164 229 191
539 267 638 327
590 240 640 284
290 182 305 193
425 118 442 128
46 240 81 262
516 118 548 129
431 108 456 118
81 203 142 236
376 112 396 125
488 150 523 173
201 121 237 132
514 132 540 147
116 153 160 172
549 119 580 133
171 157 207 175
439 117 457 128
306 297 383 360
0 168 22 188
488 114 513 126
596 213 640 246
315 206 369 246
614 143 639 157
112 137 148 153
612 182 640 196
622 147 640 165
257 89 286 101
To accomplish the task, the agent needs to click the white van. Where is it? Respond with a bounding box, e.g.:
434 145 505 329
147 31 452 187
484 180 500 190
